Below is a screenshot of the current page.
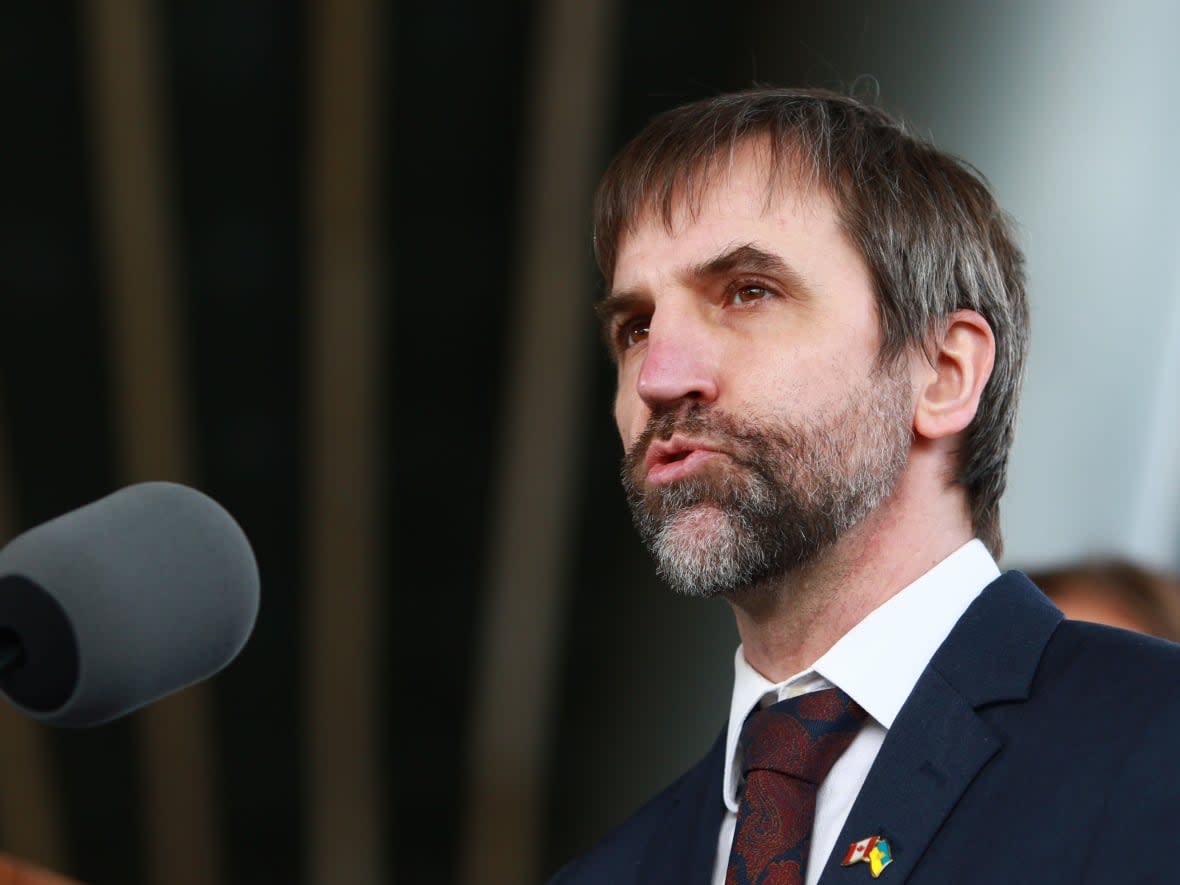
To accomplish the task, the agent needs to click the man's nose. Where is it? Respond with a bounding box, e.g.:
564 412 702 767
635 310 719 409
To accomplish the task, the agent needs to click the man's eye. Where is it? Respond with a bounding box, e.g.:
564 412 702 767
617 318 650 350
729 285 774 305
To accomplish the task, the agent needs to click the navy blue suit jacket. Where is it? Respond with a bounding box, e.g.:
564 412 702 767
550 571 1180 884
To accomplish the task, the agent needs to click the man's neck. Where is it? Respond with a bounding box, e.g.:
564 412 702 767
729 483 975 683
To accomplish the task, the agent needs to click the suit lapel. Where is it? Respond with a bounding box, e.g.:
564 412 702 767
816 572 1062 884
637 728 727 885
817 666 1001 883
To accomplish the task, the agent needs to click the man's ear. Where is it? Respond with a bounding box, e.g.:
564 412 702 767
912 309 995 442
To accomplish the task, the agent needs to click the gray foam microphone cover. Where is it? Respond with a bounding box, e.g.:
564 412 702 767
0 482 260 726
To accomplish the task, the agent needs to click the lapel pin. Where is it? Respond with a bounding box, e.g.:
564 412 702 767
841 835 893 878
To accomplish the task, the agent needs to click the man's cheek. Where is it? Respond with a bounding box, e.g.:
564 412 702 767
614 398 640 446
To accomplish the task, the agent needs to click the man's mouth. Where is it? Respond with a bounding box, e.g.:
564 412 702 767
644 435 727 486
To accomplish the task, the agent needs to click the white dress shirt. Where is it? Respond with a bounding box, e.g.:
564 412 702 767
711 540 1001 885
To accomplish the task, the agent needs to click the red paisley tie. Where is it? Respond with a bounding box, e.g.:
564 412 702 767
725 687 867 885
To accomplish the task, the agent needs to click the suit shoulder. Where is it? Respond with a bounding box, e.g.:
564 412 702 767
1040 618 1180 711
1061 624 1180 877
1047 617 1180 674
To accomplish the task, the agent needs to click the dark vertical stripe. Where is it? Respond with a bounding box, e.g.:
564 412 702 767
460 0 619 882
157 2 306 881
383 3 536 882
1 4 131 883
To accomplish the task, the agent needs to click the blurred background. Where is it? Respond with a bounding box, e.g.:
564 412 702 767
1 1 1177 884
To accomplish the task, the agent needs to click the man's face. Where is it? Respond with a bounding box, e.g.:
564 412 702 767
600 147 915 596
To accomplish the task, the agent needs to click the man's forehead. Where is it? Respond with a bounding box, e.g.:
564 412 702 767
622 145 830 247
609 153 838 288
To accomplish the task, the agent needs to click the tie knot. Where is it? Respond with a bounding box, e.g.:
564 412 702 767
739 686 867 785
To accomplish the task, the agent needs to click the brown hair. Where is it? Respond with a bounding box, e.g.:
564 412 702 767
594 87 1029 555
1031 559 1180 642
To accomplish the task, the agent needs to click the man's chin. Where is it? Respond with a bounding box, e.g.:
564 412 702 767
648 503 762 598
663 502 732 541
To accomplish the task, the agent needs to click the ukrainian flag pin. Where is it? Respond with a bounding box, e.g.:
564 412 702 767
841 835 893 878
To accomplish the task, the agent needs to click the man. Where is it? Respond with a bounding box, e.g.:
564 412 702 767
551 87 1180 884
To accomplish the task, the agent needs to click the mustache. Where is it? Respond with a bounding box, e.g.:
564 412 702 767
623 406 781 480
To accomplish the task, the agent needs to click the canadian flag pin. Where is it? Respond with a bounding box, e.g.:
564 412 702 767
841 835 893 878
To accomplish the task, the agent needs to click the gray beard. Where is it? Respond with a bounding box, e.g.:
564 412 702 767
621 368 913 598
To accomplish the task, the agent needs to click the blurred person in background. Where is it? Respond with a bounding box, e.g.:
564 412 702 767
550 87 1180 885
1032 558 1180 642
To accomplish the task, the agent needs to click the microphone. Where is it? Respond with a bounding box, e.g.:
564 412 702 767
0 482 260 727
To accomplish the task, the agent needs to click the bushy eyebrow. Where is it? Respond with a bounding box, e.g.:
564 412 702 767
687 242 798 283
595 242 806 331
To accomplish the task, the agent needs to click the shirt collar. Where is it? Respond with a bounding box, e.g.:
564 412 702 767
721 539 1000 812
